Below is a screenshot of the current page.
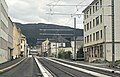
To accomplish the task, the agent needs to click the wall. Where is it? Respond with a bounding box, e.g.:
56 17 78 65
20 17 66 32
0 0 8 63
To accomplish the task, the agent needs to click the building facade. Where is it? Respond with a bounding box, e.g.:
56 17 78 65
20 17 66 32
0 0 9 63
83 0 120 62
48 37 83 58
8 17 14 60
20 34 27 57
12 23 21 59
41 38 49 56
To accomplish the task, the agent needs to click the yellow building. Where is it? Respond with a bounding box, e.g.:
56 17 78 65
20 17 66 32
12 23 21 59
42 38 49 53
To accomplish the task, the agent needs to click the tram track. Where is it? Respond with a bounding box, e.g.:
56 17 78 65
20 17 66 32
38 58 94 77
38 58 77 77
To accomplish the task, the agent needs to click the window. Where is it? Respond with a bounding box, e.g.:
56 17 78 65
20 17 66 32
96 31 99 40
0 38 1 48
100 15 102 23
96 2 99 11
100 0 102 8
94 46 97 57
87 23 89 31
93 6 95 13
90 21 92 29
90 34 92 42
84 13 86 19
84 25 86 32
87 35 89 43
96 16 99 25
100 30 102 39
93 19 95 27
21 45 22 49
85 37 86 43
1 20 8 33
93 33 95 41
1 38 7 50
1 4 8 20
87 10 89 18
90 8 91 15
100 45 103 57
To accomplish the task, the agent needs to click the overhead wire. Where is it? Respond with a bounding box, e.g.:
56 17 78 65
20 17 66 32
48 0 61 22
64 0 88 26
47 0 92 28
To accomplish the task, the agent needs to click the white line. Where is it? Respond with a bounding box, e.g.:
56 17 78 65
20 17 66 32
34 57 53 77
46 58 111 77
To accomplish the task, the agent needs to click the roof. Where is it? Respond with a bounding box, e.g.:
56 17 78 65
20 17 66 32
82 0 98 13
76 36 83 41
52 35 70 43
21 34 26 37
71 36 83 41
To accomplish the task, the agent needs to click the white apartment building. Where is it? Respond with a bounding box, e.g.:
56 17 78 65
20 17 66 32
0 0 9 63
83 0 120 62
49 37 83 58
49 42 66 57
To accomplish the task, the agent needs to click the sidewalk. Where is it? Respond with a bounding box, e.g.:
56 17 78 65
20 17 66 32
76 61 120 71
51 57 120 73
0 57 25 70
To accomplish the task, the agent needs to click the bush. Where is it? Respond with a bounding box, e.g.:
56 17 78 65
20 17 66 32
115 60 120 65
58 51 72 59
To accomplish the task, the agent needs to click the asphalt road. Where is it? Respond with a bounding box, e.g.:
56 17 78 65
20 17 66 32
0 58 41 77
38 58 95 77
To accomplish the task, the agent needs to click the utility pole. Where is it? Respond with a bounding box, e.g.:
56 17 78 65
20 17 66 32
104 26 106 61
56 37 58 58
74 17 77 60
111 0 115 68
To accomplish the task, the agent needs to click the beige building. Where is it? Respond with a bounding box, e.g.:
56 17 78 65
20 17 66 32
12 23 21 59
83 0 120 62
0 0 9 63
8 17 14 60
42 38 49 53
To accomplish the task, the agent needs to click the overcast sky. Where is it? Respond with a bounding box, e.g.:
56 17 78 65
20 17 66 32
5 0 93 29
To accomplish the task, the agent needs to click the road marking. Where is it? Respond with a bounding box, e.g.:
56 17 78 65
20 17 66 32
0 58 26 73
46 58 111 77
34 57 53 77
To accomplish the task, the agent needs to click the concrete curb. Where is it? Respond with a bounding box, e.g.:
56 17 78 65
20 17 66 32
52 58 120 75
0 58 26 73
34 57 53 77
